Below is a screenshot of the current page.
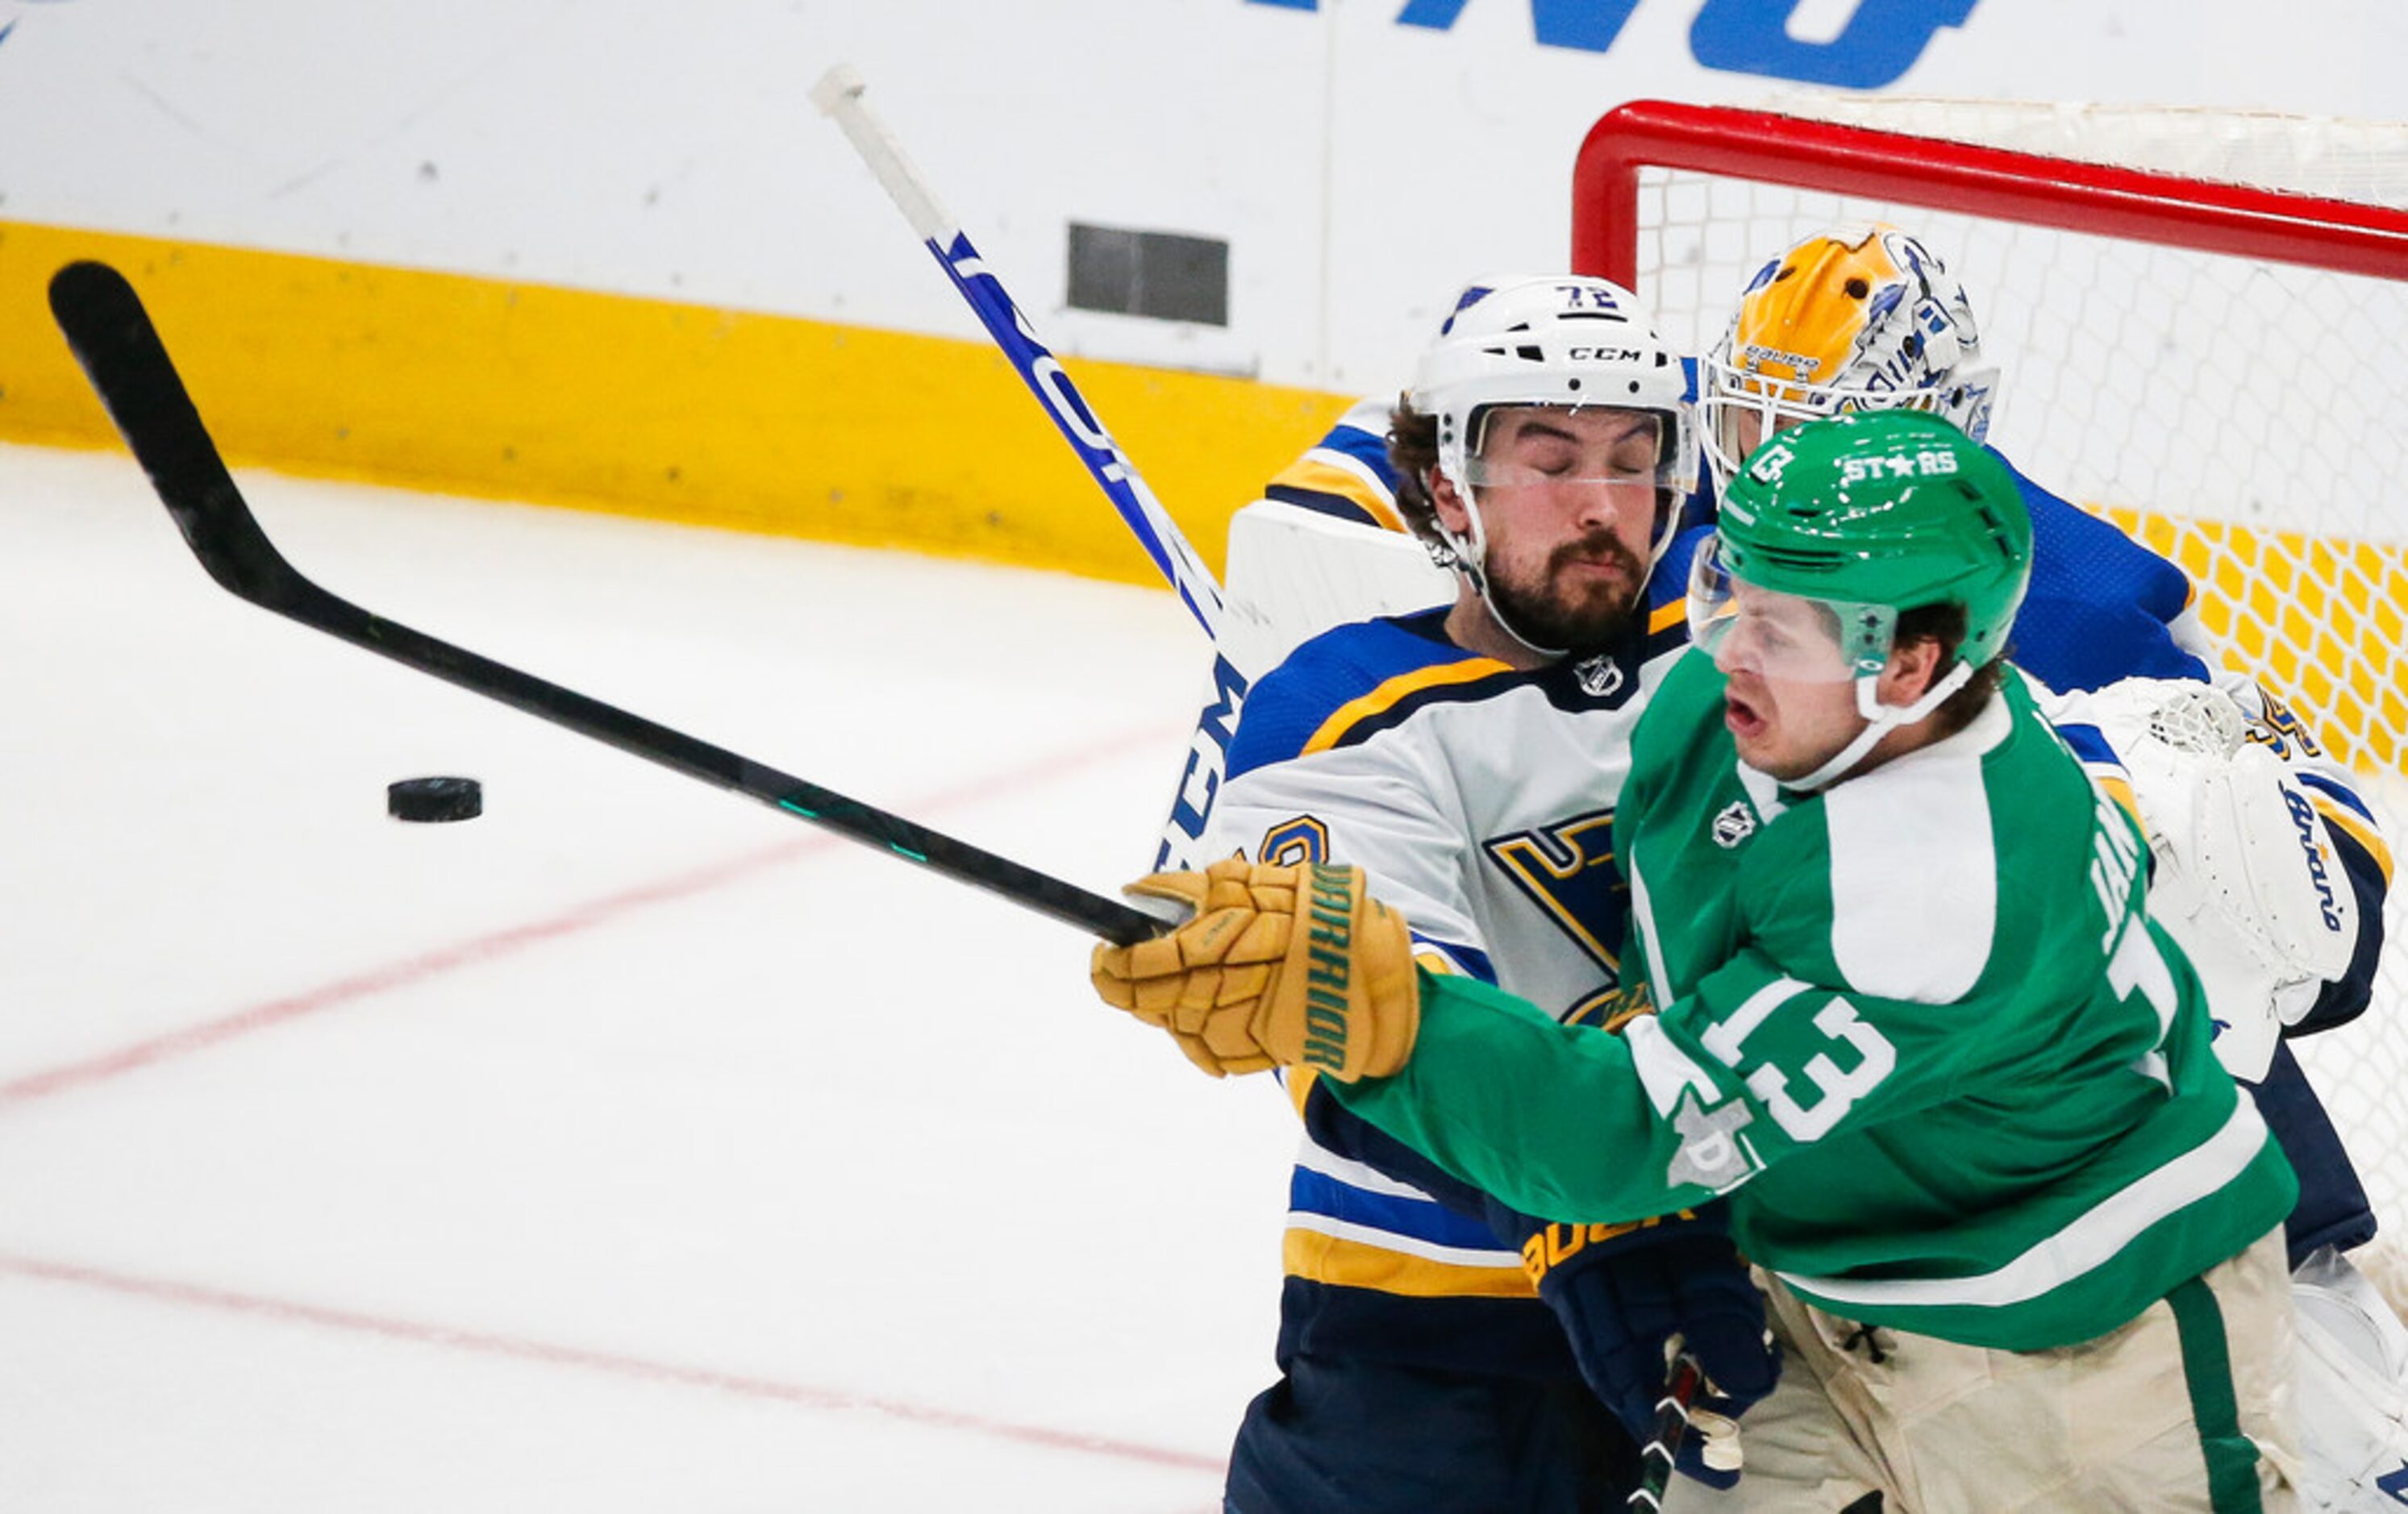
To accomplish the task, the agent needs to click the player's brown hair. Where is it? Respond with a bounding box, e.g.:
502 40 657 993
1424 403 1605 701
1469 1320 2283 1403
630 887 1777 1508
1894 601 2007 735
1385 395 1452 560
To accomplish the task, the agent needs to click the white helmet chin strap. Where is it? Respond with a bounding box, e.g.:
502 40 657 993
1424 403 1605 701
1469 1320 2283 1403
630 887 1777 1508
1786 660 1977 792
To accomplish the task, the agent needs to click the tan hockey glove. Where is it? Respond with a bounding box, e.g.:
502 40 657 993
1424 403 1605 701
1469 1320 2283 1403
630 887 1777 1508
1089 858 1420 1080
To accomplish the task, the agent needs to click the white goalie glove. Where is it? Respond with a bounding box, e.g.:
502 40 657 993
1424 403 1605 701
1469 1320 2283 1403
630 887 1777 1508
2052 676 2360 1082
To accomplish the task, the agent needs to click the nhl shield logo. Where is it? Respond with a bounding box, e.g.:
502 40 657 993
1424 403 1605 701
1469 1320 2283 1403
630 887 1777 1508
1573 656 1624 699
1711 801 1756 849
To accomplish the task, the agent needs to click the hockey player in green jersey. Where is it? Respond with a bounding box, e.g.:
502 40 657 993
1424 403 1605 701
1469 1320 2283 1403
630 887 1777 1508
1095 410 2303 1509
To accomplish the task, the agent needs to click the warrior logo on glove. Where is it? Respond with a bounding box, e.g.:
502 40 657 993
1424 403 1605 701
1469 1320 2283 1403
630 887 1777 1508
1089 858 1421 1081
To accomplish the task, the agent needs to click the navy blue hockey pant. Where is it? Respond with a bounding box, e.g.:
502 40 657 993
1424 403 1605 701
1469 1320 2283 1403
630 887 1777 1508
1223 1351 1638 1513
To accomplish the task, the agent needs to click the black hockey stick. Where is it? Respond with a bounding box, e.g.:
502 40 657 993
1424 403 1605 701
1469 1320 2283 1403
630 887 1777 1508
47 258 1171 946
1627 1350 1706 1512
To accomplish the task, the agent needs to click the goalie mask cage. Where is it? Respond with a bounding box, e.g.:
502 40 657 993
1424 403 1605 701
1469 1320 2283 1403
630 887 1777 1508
1573 98 2408 1232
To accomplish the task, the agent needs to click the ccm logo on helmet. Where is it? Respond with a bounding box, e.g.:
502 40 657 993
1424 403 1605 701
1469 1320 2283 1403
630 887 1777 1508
1568 346 1644 362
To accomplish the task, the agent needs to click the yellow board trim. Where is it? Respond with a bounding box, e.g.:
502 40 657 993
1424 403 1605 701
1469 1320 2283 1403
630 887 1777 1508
1283 1227 1538 1300
1301 656 1514 756
0 220 1354 585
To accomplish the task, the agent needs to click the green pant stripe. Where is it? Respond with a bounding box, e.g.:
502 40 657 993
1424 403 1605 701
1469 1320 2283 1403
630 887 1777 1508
2168 1275 2261 1513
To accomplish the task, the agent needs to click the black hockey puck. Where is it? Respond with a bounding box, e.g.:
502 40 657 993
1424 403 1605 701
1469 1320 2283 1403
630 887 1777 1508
388 776 483 823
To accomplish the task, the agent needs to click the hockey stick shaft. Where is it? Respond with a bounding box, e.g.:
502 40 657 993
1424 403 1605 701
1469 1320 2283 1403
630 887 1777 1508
810 63 1225 640
1627 1350 1705 1512
48 259 1171 946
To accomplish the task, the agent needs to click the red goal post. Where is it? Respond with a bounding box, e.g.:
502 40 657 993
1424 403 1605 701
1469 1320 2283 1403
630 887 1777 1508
1572 97 2408 1229
1573 99 2408 288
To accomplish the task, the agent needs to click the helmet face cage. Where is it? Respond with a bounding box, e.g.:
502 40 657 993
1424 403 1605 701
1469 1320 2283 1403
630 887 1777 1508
1700 224 1996 486
1410 276 1698 577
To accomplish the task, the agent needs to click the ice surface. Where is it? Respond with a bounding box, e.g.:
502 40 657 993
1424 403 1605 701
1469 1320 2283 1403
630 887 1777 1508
0 441 1289 1512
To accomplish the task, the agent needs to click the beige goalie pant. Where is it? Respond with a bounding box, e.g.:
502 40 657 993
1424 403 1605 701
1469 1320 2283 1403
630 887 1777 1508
1666 1229 2302 1512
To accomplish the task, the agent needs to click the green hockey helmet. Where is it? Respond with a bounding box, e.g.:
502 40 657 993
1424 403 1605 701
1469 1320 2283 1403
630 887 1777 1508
1691 410 2032 680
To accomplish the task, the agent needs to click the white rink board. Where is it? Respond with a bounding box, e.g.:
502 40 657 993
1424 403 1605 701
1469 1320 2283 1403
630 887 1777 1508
0 2 2400 390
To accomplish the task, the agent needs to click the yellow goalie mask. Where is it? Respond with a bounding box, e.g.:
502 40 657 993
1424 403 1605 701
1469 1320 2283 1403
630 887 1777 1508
1700 223 1998 486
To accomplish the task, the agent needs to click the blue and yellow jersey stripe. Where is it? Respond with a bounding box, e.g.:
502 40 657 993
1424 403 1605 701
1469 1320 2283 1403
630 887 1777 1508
1412 937 1492 980
1265 454 1407 534
2052 720 2144 830
1277 1046 1539 1303
1226 611 1496 778
1263 400 1406 532
1283 1147 1535 1300
1300 655 1518 756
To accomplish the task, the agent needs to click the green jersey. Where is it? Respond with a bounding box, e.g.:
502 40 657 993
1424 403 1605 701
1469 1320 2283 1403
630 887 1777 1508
1331 652 2294 1350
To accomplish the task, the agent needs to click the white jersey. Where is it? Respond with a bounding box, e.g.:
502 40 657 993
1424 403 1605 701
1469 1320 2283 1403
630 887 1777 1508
1209 572 1693 1328
1215 605 1689 1022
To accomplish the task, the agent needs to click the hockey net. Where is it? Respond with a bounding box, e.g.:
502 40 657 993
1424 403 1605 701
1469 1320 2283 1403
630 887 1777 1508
1573 98 2408 1231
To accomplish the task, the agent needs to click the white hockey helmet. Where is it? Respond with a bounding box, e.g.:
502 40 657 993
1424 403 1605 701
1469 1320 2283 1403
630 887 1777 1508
1408 274 1697 582
1700 223 1998 486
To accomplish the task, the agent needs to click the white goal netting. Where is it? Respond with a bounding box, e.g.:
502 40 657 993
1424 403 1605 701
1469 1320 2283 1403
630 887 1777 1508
1589 97 2408 1233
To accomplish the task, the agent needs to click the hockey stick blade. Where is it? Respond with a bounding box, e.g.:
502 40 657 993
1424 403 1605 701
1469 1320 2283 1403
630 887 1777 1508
47 259 1172 946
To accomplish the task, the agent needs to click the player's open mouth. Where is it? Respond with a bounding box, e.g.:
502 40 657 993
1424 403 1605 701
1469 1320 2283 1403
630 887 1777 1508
1723 692 1766 740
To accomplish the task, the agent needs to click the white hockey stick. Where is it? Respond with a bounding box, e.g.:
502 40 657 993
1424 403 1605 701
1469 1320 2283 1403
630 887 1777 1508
810 62 1224 639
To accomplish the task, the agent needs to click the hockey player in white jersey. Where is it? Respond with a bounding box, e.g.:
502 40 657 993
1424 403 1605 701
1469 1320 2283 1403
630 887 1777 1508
1185 276 1779 1510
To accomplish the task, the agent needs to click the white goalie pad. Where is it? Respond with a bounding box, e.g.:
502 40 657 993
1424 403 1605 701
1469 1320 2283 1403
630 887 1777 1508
2050 677 2359 1081
1220 501 1455 676
1152 502 1452 871
2292 1244 2408 1510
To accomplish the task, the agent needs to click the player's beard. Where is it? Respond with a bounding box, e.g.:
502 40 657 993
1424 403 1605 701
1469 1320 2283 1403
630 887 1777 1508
1485 527 1649 655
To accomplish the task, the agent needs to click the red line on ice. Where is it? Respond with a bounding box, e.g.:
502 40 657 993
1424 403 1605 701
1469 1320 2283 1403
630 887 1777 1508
0 719 1182 1104
0 1250 1223 1474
